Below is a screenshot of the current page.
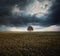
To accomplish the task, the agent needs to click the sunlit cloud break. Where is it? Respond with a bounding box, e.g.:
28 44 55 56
25 0 52 15
0 25 60 32
11 0 52 17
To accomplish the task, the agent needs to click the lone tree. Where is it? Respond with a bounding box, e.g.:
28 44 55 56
27 26 33 31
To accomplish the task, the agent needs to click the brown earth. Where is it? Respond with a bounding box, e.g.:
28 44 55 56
0 32 60 56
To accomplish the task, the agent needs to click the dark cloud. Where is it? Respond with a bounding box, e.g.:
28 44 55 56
0 0 34 16
48 0 60 25
0 0 34 7
0 0 60 27
38 0 44 2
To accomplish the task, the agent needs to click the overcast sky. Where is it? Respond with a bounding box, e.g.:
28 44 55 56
0 0 60 31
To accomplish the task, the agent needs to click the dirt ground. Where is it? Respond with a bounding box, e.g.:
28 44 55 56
0 32 60 56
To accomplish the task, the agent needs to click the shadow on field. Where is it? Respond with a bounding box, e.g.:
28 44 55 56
0 32 60 56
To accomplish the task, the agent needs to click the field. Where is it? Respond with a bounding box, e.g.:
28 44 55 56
0 32 60 56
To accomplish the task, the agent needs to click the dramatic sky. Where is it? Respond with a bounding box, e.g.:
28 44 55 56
0 0 60 31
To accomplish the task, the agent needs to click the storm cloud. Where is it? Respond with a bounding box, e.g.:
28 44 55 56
0 0 60 31
49 0 60 25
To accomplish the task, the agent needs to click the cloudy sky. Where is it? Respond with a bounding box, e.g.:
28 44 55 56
0 0 60 31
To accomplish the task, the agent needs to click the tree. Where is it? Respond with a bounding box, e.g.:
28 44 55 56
27 26 33 31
